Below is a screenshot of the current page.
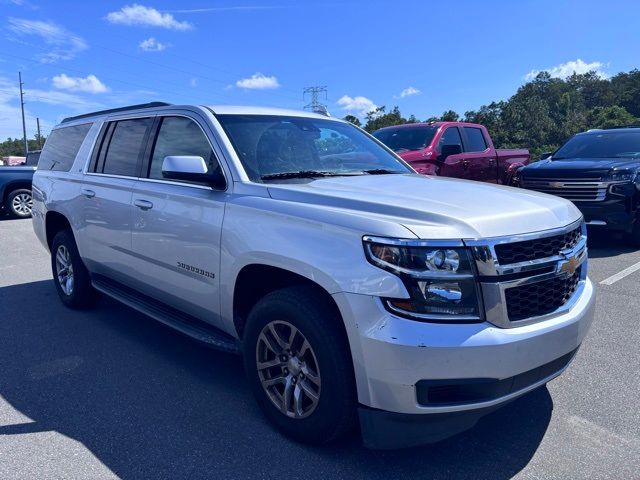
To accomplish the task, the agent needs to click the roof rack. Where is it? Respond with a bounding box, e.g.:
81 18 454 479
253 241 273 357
61 102 172 124
603 124 640 130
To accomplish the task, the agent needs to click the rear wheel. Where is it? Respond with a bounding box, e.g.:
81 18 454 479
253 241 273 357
7 189 33 218
51 230 100 309
243 286 356 444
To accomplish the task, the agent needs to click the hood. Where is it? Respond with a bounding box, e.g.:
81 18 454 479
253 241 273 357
521 158 640 178
266 174 581 239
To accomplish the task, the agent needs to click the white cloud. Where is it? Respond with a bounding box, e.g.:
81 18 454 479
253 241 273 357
7 18 87 63
397 86 421 98
52 74 110 94
525 59 608 81
235 73 280 90
106 4 192 30
139 37 169 51
189 78 198 87
336 95 377 117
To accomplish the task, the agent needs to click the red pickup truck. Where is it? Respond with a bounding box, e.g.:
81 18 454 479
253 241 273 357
373 122 529 184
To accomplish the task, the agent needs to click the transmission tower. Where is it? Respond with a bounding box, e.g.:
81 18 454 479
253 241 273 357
303 86 329 115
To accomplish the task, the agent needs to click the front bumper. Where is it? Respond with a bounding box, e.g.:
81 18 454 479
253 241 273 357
577 196 637 231
332 277 595 448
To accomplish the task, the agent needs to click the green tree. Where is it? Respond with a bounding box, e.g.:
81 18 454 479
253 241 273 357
363 106 407 132
343 115 362 127
587 106 638 129
440 110 459 122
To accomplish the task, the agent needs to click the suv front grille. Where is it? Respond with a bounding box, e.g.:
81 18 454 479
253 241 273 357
521 177 607 202
505 268 581 322
494 226 582 264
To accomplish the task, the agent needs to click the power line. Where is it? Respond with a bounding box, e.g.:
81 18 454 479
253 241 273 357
303 86 328 115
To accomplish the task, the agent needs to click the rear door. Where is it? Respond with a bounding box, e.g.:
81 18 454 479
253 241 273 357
80 116 154 283
437 126 469 179
128 114 228 327
461 126 498 183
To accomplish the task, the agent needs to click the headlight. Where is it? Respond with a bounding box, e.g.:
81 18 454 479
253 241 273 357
363 237 482 322
606 171 636 182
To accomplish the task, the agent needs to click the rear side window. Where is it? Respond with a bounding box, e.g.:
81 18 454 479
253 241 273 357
38 123 92 171
148 116 219 181
463 127 488 152
99 118 152 176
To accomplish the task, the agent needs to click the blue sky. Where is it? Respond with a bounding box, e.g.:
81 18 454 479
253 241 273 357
1 0 639 139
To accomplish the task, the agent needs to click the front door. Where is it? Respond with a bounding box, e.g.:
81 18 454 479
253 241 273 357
437 126 470 179
461 126 498 183
129 115 228 327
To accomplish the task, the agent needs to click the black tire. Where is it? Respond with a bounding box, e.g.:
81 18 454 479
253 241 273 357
51 229 100 309
243 286 356 444
7 188 33 218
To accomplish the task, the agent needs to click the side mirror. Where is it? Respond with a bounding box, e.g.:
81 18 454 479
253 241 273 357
162 156 225 189
440 144 462 160
539 151 553 161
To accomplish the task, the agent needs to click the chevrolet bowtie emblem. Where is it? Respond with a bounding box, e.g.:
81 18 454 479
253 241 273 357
559 255 579 275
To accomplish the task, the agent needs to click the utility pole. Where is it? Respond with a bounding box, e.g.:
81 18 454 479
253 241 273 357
19 72 28 156
36 117 42 149
303 86 329 115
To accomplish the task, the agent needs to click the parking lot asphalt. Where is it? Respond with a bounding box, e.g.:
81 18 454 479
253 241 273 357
0 217 638 480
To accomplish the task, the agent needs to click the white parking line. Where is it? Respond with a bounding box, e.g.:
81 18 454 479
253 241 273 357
600 260 640 285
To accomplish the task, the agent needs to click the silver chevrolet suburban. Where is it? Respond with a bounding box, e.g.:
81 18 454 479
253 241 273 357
32 102 595 449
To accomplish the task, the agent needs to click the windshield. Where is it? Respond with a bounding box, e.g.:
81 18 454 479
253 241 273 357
554 131 640 159
217 114 411 182
373 126 437 152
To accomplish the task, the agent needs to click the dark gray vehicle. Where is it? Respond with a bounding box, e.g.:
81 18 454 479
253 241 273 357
0 164 36 218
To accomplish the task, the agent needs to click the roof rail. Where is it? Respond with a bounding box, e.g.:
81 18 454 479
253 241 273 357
61 102 172 124
603 124 640 130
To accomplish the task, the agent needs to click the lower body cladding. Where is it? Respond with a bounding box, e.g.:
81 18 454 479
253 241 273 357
332 278 596 449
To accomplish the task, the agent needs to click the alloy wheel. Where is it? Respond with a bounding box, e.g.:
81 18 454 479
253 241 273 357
256 320 321 419
55 245 74 296
11 192 32 216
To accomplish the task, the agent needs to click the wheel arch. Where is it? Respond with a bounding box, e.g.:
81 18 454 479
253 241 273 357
45 210 73 249
2 181 32 203
231 263 345 341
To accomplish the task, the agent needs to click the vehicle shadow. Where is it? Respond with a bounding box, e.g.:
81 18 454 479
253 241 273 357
0 280 552 479
587 228 638 258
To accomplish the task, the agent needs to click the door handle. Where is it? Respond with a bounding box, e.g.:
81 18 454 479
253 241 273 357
462 160 470 169
81 188 95 198
134 199 154 210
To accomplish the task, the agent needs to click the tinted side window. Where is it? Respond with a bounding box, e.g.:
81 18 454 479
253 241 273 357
463 127 488 152
438 127 463 152
148 116 219 182
38 123 92 171
102 118 152 176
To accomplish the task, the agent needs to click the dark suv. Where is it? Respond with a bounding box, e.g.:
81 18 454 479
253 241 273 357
516 126 640 245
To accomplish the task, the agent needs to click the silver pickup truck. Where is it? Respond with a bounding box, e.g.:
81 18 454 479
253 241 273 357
32 102 595 449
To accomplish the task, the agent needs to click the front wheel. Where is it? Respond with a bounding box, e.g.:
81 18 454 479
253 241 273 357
243 286 356 444
7 188 33 218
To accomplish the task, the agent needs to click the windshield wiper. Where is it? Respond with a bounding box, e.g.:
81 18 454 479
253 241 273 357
261 170 359 180
362 168 405 175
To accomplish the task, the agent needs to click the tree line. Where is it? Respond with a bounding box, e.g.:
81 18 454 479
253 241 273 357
0 135 45 158
346 69 640 158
